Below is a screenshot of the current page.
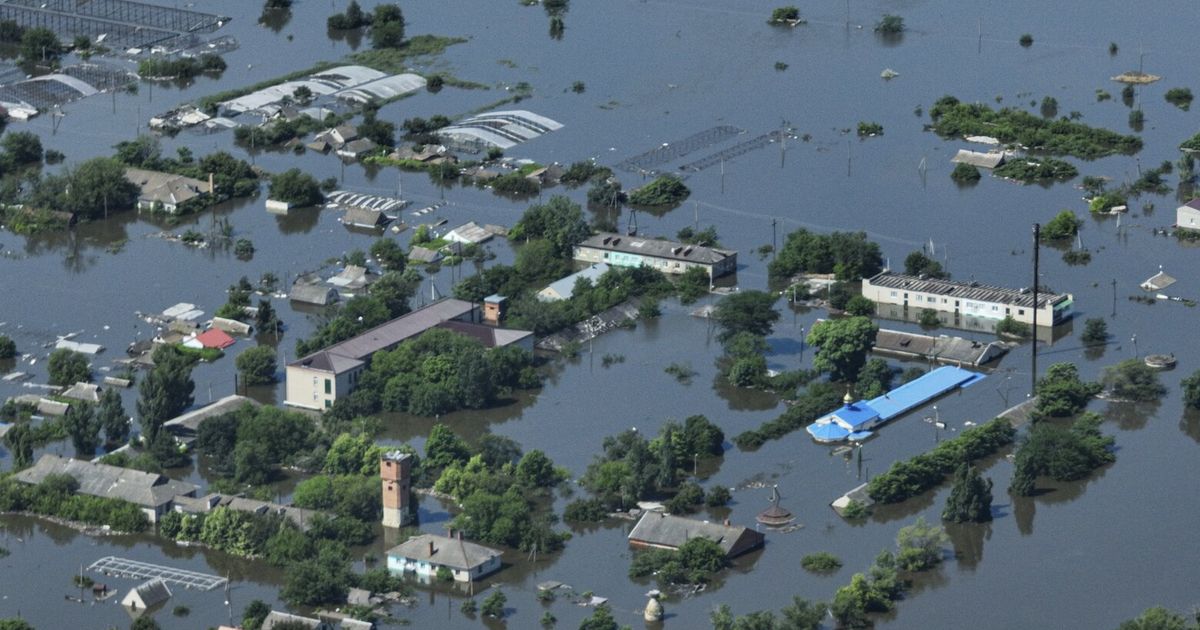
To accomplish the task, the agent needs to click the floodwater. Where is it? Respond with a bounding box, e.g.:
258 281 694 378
3 0 1200 628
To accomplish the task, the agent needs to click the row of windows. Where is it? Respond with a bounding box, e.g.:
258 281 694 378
888 291 1025 315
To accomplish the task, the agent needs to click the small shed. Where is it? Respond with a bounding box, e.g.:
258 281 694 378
121 578 171 611
1141 268 1176 292
445 221 493 244
409 246 443 264
61 382 101 403
342 208 387 229
291 280 339 306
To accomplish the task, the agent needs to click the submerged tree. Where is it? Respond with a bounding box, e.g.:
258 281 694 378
942 461 993 523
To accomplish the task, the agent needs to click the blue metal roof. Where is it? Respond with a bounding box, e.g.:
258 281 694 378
538 264 611 301
830 402 880 431
807 422 850 442
848 430 874 441
867 365 985 421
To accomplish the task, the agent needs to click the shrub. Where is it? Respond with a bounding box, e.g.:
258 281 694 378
857 121 883 136
1165 87 1194 110
1102 359 1165 402
1019 34 1033 47
867 419 1015 504
951 162 981 182
875 14 904 34
801 552 843 573
995 316 1029 338
769 6 801 24
0 335 15 359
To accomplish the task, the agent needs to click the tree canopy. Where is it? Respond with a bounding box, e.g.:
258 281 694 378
769 228 883 282
806 316 879 383
941 461 993 523
713 291 780 342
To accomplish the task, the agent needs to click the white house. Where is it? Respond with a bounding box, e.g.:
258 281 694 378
121 579 171 611
1176 199 1200 231
386 533 502 582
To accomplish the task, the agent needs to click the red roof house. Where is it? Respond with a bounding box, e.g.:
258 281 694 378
194 328 235 350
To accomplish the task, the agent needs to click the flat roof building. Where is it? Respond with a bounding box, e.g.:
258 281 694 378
862 271 1072 327
574 233 736 279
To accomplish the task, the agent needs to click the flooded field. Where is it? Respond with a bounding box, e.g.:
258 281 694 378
3 1 1200 628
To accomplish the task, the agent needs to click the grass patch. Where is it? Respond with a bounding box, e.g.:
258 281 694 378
348 35 469 72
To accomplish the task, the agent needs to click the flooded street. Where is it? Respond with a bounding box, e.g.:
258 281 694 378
3 1 1200 628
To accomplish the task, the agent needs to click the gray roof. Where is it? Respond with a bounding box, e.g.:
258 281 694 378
445 221 493 244
327 265 374 290
347 587 372 606
17 454 196 506
15 454 197 508
125 168 208 206
578 233 735 266
1182 199 1200 211
123 578 171 609
866 271 1070 310
950 149 1006 169
628 512 763 557
873 328 1007 366
216 496 323 531
163 395 259 435
436 320 534 348
263 611 326 629
387 534 502 571
291 281 339 306
1141 270 1176 291
342 208 386 228
339 138 378 156
60 382 100 403
538 264 611 301
409 246 443 263
290 299 476 370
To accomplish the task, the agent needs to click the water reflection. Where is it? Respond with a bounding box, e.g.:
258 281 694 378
1104 400 1159 431
259 7 292 33
275 206 322 235
945 522 991 571
1178 408 1200 443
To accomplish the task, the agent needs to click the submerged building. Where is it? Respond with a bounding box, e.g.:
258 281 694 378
861 271 1072 327
574 233 737 279
438 110 563 150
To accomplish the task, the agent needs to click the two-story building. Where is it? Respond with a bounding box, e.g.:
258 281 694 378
573 233 737 279
861 271 1072 327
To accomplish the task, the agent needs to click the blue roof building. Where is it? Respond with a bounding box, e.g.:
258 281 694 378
805 366 986 443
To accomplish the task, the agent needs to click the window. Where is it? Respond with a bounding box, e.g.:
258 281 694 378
889 291 897 297
992 306 998 311
324 400 331 409
1018 309 1025 315
324 379 331 394
928 297 936 303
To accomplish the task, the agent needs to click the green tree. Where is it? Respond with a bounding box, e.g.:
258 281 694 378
1103 359 1166 402
268 168 323 206
63 402 101 456
1035 362 1100 418
579 605 619 630
895 517 949 571
509 195 590 258
1081 318 1108 345
781 597 827 630
628 175 690 206
136 346 195 444
477 433 522 469
20 27 61 62
236 346 278 386
941 461 993 523
713 291 780 343
1041 210 1083 241
874 14 904 34
370 238 407 271
1182 369 1200 409
844 295 875 316
903 250 949 278
129 617 161 630
47 348 90 385
32 157 139 220
0 620 36 630
2 130 42 166
769 6 801 23
0 334 14 359
242 599 271 630
515 449 561 487
951 162 981 183
371 20 405 49
1009 413 1114 495
3 423 33 468
323 432 383 476
481 590 507 618
425 423 471 470
769 228 882 283
807 316 879 383
1116 607 1192 630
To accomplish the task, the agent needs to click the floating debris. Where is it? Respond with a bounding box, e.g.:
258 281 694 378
880 68 899 79
1111 71 1161 84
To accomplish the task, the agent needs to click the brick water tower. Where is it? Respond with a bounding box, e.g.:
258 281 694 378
380 451 413 528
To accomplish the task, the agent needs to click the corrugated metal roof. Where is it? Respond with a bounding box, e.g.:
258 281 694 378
950 149 1006 169
627 512 761 556
14 454 196 508
866 365 984 421
300 298 475 363
578 233 735 265
866 271 1069 310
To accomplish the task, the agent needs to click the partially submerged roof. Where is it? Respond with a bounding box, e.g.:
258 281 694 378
195 328 236 349
14 454 197 508
122 578 171 609
291 299 476 368
342 208 387 228
439 109 563 149
866 271 1070 310
435 320 534 348
950 149 1006 169
873 328 1008 367
60 381 101 403
261 610 324 630
163 395 259 435
445 221 493 244
290 281 339 306
627 512 763 557
865 365 985 421
538 264 611 302
578 233 735 266
409 246 443 264
387 533 502 571
1141 269 1176 292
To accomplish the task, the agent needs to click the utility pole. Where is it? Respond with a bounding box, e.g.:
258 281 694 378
1111 279 1117 317
771 218 777 256
1031 223 1040 396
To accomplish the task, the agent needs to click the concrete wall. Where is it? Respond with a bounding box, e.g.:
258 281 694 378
386 554 500 582
284 364 353 410
1178 205 1200 230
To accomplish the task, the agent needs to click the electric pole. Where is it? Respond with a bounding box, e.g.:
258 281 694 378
1031 223 1039 396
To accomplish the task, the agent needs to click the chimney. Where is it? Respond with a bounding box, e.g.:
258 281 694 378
428 540 435 556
